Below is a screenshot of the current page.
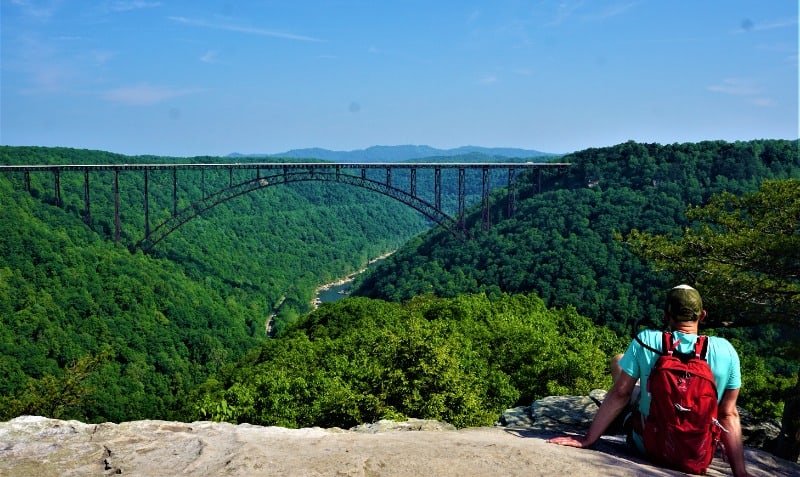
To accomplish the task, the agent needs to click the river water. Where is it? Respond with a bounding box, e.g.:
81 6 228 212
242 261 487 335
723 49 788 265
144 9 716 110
313 252 393 306
316 281 352 304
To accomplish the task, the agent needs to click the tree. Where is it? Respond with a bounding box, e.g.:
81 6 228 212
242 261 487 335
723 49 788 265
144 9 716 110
624 179 799 327
624 178 800 460
0 347 113 420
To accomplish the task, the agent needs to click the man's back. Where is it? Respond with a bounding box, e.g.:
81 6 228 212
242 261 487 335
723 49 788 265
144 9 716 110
619 329 742 416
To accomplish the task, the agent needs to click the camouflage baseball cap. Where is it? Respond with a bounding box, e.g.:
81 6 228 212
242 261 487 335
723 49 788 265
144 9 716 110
664 284 703 321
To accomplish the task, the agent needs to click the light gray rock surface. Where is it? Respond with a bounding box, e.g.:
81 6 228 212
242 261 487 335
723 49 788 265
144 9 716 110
1 395 797 477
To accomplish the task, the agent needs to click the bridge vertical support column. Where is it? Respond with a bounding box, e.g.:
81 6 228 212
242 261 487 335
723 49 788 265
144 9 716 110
172 168 178 215
83 169 91 225
434 168 441 210
385 168 391 187
457 168 466 232
24 171 31 192
537 168 542 194
144 169 150 241
410 168 417 197
506 168 516 218
201 169 206 199
481 167 491 231
114 169 121 244
53 169 62 207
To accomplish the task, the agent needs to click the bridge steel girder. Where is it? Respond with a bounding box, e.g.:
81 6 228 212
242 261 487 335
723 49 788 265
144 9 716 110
0 162 571 252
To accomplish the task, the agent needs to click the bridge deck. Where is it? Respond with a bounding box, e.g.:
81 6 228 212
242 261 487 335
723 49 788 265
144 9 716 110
0 162 571 172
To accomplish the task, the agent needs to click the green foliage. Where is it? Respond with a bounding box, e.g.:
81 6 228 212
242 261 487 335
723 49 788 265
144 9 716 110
0 347 112 420
0 146 427 422
737 352 794 419
189 294 626 428
625 179 800 327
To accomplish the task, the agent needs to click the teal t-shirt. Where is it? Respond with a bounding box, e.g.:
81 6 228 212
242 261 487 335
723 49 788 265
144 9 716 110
619 329 742 413
618 329 741 453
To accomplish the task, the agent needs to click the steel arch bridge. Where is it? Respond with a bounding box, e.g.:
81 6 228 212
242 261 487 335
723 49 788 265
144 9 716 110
0 161 569 251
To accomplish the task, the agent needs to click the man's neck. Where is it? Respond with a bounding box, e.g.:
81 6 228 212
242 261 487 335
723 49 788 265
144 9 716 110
670 321 700 334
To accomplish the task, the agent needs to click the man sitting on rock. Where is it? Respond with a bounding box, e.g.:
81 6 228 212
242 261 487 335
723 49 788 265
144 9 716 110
548 284 750 477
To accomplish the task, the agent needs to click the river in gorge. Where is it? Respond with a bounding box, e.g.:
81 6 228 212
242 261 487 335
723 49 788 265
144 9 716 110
312 251 394 307
315 281 352 304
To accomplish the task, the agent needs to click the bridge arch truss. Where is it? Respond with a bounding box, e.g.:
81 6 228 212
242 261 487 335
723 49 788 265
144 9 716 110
1 162 570 251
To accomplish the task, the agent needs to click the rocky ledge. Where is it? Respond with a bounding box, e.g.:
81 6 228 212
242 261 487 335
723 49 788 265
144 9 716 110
1 392 797 477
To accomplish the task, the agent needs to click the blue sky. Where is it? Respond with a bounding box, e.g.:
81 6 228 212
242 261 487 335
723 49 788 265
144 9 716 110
1 1 797 157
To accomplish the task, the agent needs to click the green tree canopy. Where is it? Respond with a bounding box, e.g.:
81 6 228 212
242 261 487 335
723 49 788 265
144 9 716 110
624 179 799 328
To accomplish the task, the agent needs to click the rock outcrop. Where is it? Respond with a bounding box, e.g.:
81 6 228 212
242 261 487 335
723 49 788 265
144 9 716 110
1 392 797 477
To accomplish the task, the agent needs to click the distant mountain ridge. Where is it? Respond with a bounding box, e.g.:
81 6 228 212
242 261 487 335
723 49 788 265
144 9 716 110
228 145 559 162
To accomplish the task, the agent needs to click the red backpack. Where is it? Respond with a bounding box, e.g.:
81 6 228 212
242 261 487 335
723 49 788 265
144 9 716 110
635 332 722 474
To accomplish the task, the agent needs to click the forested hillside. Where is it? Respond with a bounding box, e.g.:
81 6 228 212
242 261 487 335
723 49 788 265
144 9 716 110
354 140 799 333
350 139 800 418
0 146 428 422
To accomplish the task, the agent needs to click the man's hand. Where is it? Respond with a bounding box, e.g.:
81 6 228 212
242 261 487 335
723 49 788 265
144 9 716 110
547 435 594 448
547 370 636 450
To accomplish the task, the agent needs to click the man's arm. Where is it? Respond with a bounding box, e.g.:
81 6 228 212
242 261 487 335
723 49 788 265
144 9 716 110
548 371 637 448
718 388 750 477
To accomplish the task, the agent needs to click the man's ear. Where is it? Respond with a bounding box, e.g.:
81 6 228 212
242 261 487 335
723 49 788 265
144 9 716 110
698 310 707 322
663 310 673 326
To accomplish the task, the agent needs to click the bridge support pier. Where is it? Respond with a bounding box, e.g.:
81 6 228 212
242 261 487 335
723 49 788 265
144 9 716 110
53 170 62 207
114 170 120 244
482 167 491 231
144 170 150 241
84 170 91 225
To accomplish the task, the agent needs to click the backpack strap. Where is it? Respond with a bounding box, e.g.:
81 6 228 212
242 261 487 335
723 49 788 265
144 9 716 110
694 335 709 360
662 331 677 355
634 331 699 357
633 331 671 356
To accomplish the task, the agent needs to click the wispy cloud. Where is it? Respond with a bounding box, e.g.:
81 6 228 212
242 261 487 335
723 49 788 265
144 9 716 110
466 9 481 25
90 49 117 65
108 1 161 13
100 84 205 105
168 16 324 42
707 78 774 107
10 0 63 20
748 97 776 107
200 50 218 63
707 78 761 96
544 0 639 26
546 0 586 26
19 62 76 95
590 1 640 21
